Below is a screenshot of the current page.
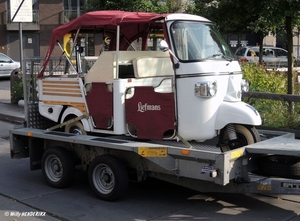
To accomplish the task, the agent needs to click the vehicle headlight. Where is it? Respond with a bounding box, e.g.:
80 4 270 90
194 81 217 98
241 79 249 92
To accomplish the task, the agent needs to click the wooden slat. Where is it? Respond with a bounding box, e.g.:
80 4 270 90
43 92 82 97
43 88 81 93
42 80 79 84
43 100 87 114
43 84 80 89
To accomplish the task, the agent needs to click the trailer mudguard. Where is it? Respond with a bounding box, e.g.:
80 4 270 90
61 107 91 132
215 101 262 130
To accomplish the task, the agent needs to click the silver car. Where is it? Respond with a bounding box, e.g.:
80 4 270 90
0 53 20 78
235 46 288 68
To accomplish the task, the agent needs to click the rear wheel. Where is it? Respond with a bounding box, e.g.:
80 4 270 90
219 124 260 152
88 155 128 201
65 121 86 135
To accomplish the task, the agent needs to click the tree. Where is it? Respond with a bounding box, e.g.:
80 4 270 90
267 0 300 94
84 0 180 13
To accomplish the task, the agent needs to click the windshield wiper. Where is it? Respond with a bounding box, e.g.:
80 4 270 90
202 53 233 62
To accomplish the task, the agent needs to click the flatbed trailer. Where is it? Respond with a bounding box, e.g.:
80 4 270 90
10 126 300 201
9 10 300 201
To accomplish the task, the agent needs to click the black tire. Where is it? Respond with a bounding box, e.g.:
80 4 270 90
65 121 86 135
41 147 75 188
258 155 300 178
88 155 128 201
219 124 261 151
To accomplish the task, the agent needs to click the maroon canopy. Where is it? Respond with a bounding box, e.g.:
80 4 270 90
38 10 167 78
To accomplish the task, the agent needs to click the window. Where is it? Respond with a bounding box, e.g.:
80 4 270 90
64 0 85 21
170 21 233 61
247 48 258 57
236 48 246 56
0 54 12 63
275 49 287 57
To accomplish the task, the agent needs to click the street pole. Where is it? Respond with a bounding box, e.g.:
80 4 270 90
19 22 28 124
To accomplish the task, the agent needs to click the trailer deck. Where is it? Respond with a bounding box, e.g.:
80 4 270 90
10 127 300 196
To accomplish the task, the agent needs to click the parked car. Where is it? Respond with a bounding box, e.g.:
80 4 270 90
0 53 20 78
235 46 288 68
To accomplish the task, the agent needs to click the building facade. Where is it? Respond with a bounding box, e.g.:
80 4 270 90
0 0 88 61
1 1 299 61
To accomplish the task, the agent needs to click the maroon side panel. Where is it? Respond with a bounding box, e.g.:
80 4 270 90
125 86 175 140
86 82 113 129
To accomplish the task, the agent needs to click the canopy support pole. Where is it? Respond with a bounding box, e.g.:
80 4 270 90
116 25 120 78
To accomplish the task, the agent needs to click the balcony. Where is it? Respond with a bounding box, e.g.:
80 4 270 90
6 10 40 31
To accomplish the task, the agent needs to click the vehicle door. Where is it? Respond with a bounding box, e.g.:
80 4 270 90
0 54 16 76
274 48 288 67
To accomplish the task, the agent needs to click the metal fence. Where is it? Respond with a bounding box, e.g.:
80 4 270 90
25 56 97 76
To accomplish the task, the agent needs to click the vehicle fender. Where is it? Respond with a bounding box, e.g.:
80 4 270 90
38 102 63 122
61 107 91 132
215 101 262 130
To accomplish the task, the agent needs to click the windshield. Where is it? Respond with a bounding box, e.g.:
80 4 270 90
170 21 234 62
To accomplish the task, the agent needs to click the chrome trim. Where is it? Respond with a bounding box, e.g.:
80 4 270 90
176 71 242 78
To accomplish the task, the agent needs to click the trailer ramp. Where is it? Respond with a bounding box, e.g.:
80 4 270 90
246 130 300 156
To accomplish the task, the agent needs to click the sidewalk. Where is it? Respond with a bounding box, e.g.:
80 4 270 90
0 89 25 124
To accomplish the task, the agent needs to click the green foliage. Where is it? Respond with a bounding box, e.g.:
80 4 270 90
242 64 287 93
84 0 180 13
11 76 23 104
242 63 300 129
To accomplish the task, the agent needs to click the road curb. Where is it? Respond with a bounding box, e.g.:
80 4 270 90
0 113 25 125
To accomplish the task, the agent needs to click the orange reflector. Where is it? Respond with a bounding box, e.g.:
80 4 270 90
181 149 190 155
27 132 33 137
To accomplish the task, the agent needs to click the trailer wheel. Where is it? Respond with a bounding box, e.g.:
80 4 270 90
65 121 86 135
258 155 300 178
88 155 128 201
41 147 75 188
219 124 260 151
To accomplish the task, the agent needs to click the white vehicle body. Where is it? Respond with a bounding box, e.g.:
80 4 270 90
36 11 261 150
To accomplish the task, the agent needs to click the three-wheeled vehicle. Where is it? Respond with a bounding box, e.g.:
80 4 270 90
37 11 261 151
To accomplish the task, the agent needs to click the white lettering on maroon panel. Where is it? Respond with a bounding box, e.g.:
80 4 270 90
137 102 161 112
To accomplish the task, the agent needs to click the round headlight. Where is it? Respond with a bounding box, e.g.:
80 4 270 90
208 82 217 96
241 79 249 92
194 81 217 98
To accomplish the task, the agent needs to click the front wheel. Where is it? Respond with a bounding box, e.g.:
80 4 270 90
88 155 128 201
219 124 260 152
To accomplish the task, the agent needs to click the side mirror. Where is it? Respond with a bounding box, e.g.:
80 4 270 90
160 40 169 52
159 40 180 69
